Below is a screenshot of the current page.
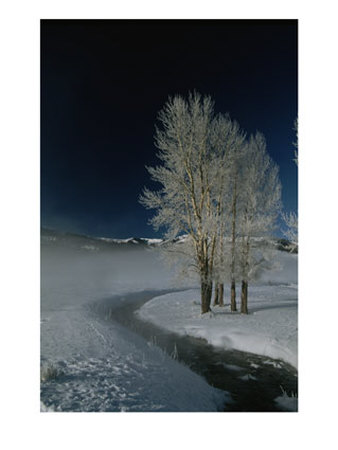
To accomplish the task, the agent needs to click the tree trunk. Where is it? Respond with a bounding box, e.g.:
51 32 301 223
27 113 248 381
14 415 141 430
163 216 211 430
230 279 237 312
201 280 212 314
219 283 224 307
213 283 219 306
230 176 237 313
241 280 248 314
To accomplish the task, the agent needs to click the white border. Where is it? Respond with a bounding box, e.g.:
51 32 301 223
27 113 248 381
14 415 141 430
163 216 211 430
1 1 337 449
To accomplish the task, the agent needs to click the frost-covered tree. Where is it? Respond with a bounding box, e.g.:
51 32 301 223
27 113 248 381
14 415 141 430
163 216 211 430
224 127 246 311
140 92 225 314
141 94 281 315
211 117 246 309
237 132 282 314
282 117 298 251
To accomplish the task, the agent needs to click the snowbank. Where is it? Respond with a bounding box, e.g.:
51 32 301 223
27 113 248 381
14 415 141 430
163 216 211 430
137 285 298 369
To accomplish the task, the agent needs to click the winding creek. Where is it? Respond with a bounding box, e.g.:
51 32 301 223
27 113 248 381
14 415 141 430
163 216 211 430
91 289 298 412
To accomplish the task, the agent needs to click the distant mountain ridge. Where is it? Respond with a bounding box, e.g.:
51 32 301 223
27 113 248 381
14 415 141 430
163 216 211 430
41 228 163 252
41 228 297 253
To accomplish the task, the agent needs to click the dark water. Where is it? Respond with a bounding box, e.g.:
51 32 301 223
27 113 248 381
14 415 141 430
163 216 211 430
92 289 298 412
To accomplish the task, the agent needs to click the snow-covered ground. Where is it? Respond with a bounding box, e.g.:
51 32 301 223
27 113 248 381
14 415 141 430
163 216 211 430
40 234 227 412
41 306 227 411
137 252 298 369
41 230 297 412
138 285 297 369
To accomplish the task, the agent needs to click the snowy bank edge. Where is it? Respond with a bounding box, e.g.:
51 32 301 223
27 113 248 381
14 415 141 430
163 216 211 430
137 289 298 370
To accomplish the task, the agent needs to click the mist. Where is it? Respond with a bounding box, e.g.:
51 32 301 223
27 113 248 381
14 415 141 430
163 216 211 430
41 234 183 313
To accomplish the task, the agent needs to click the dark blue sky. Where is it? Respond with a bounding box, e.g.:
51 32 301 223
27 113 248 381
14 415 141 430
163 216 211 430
41 20 297 238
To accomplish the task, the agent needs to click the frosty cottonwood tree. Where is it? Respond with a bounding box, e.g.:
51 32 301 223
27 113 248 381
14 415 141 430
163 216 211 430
282 117 298 251
140 93 227 314
141 93 281 315
223 124 246 311
210 116 246 309
237 132 282 313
